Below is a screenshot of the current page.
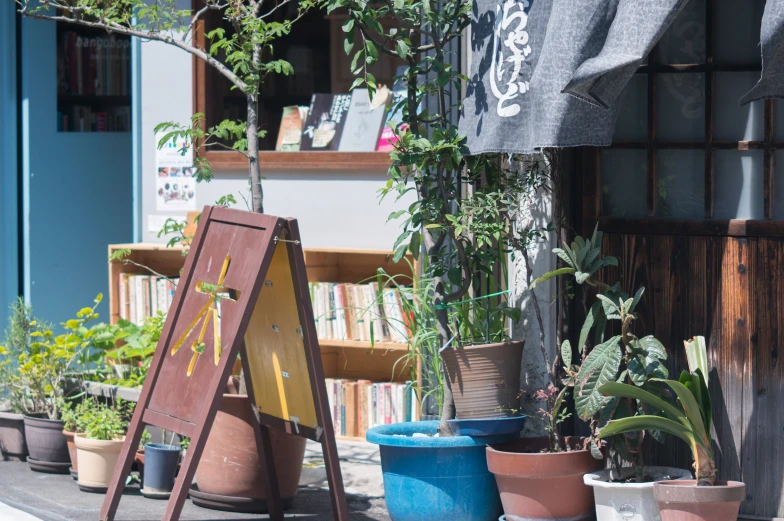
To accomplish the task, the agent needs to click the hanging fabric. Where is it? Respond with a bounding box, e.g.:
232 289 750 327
459 0 689 155
563 0 689 109
740 0 784 105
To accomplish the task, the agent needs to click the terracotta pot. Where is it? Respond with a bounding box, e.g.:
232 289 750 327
487 437 602 521
441 341 524 419
195 394 306 501
63 430 79 471
0 411 28 460
75 434 126 492
23 415 70 464
654 480 746 521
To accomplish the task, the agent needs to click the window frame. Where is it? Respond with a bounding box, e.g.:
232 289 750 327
586 0 784 237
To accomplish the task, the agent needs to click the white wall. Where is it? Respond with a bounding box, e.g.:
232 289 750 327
139 39 411 250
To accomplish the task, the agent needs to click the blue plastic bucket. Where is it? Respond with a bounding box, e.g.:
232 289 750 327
143 443 181 493
367 421 510 521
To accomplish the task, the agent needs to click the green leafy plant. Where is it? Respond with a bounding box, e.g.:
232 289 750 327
599 336 715 485
59 397 93 433
0 298 40 414
79 398 131 441
17 1 313 215
326 0 552 432
530 229 669 472
0 296 104 419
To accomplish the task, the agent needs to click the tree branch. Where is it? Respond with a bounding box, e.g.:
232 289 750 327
18 7 249 93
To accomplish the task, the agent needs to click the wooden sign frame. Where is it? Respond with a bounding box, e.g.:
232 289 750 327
100 206 349 521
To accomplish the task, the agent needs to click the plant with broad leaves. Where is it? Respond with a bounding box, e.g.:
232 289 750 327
530 229 670 475
599 336 715 485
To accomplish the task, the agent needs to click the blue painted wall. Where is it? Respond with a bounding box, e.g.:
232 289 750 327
21 16 133 325
0 2 18 321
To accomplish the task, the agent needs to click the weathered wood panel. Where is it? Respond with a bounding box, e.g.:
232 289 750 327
602 234 784 518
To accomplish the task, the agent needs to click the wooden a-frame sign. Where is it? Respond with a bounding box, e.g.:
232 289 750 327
100 206 349 521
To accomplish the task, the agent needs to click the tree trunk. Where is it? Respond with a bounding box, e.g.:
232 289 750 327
247 92 263 214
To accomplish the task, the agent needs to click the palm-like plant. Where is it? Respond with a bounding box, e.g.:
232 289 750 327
598 336 715 485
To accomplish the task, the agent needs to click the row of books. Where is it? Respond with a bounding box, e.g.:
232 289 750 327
275 89 406 153
117 274 179 324
309 283 410 343
57 105 131 132
326 379 417 438
57 32 131 97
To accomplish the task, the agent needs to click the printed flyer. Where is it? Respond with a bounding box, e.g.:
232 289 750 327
155 132 197 211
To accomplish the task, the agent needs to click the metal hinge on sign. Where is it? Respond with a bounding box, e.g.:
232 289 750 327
273 236 300 245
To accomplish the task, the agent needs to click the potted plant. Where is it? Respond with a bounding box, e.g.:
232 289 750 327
0 296 103 473
486 228 689 521
141 429 181 499
0 298 36 461
134 429 152 482
599 336 745 521
74 398 129 493
191 393 306 512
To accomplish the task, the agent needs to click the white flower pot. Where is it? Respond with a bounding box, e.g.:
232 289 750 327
584 466 692 521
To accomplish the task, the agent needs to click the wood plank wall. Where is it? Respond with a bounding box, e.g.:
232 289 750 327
601 233 782 517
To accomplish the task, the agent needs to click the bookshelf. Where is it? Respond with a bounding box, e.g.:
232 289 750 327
56 22 132 132
108 243 419 439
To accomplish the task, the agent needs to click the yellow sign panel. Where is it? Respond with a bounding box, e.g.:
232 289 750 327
244 240 319 430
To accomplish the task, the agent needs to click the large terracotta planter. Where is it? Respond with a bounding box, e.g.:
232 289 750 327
441 341 524 419
195 394 306 504
23 415 70 472
0 411 28 461
74 434 126 492
584 466 692 521
654 480 745 521
487 437 602 521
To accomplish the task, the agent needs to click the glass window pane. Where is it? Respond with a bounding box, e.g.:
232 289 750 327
656 151 705 219
614 75 648 142
714 150 764 220
715 0 764 66
657 74 705 141
714 72 764 141
774 150 784 219
601 150 647 218
657 0 706 64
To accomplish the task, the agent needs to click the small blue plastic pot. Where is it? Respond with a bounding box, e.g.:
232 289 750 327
143 443 181 495
367 421 511 521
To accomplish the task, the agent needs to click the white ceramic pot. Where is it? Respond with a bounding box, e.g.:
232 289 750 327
74 434 126 491
584 466 692 521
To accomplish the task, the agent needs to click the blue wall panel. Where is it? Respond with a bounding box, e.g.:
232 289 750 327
0 2 18 321
21 16 133 325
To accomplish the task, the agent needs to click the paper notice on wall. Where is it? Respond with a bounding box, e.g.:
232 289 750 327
155 132 197 211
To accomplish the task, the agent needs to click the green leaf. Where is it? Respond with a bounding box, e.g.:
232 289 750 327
561 340 572 369
659 379 710 450
575 336 622 420
350 77 364 91
627 356 648 386
578 301 602 352
395 40 409 59
529 267 575 289
599 415 695 447
598 382 687 426
342 18 354 32
685 336 709 385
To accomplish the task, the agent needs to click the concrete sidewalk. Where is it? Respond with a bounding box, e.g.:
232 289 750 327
0 439 389 521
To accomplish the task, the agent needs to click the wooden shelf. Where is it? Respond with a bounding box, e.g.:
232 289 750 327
107 242 419 426
205 151 392 171
318 339 408 351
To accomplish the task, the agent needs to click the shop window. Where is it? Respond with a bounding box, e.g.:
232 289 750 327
598 0 784 224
